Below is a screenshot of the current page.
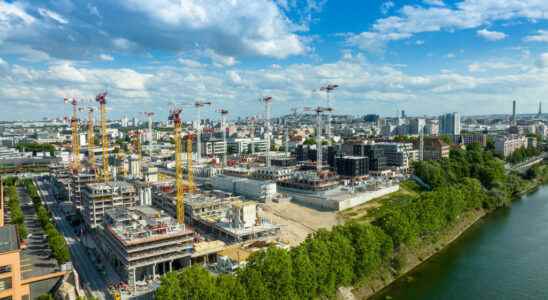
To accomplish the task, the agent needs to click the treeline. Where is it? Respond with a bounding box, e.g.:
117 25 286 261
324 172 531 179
507 146 542 164
157 222 393 300
22 179 70 264
16 142 56 156
155 143 535 300
3 180 28 239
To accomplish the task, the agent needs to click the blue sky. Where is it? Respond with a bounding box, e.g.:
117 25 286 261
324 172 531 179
1 0 548 121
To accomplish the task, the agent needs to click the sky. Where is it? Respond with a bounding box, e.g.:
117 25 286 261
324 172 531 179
1 0 548 121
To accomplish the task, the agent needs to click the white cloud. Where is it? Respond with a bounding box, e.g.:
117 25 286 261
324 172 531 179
477 29 507 41
48 62 86 82
537 53 548 68
381 1 395 15
37 8 68 24
205 49 237 67
178 58 204 68
98 54 114 61
0 57 6 65
227 70 242 84
446 53 456 59
524 30 548 42
423 0 445 6
348 1 548 51
468 61 519 72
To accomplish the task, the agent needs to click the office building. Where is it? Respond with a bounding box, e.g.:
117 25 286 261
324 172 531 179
81 181 138 228
335 156 369 177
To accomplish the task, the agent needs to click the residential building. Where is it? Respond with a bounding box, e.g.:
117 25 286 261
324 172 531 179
423 137 450 161
439 113 461 135
494 135 528 157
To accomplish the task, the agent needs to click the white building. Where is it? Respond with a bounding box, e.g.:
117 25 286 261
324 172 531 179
495 135 528 157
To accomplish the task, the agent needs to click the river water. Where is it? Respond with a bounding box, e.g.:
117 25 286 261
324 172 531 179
372 185 548 300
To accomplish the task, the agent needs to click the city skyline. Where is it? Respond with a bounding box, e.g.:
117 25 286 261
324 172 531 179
1 1 548 120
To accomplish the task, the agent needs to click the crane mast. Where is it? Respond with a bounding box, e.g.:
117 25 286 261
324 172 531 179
169 108 185 225
144 112 155 156
186 133 194 193
96 92 110 181
65 98 80 174
305 106 332 173
217 109 229 169
261 96 273 168
87 107 97 175
319 84 338 145
194 101 212 163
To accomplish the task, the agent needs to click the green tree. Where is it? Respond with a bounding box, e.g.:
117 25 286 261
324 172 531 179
290 246 316 299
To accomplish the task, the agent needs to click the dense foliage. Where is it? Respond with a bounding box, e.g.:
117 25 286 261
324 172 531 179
3 180 28 239
16 142 56 156
22 179 71 264
506 146 541 164
156 143 541 300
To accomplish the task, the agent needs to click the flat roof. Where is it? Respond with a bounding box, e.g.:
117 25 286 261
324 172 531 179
0 225 19 253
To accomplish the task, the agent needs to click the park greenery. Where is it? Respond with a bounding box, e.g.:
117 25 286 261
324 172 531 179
16 142 56 156
506 146 542 164
156 142 545 300
22 179 71 264
3 181 28 239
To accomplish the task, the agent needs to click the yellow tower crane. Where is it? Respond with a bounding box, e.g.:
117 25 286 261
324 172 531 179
64 97 80 174
169 108 185 224
186 133 194 193
86 107 97 176
95 92 110 181
116 147 128 177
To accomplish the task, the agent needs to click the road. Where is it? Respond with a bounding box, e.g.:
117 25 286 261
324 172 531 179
35 177 110 300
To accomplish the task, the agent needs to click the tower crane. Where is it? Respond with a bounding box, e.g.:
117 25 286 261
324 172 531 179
95 92 110 181
186 133 195 194
129 130 143 177
169 108 185 225
86 107 97 176
250 116 257 155
216 109 229 168
193 101 212 163
143 112 155 156
304 106 333 173
116 147 128 177
260 96 273 168
319 84 338 144
64 97 80 174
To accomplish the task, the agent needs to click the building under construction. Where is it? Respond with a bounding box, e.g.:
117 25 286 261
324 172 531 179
81 181 138 228
152 189 280 242
97 206 194 291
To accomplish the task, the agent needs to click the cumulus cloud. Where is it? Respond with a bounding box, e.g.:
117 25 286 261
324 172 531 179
537 53 548 68
524 30 548 42
348 1 548 51
477 29 507 41
98 54 114 61
178 58 204 68
381 1 395 15
1 0 310 61
423 0 445 6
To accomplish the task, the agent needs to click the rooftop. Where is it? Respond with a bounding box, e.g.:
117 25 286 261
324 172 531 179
0 225 19 253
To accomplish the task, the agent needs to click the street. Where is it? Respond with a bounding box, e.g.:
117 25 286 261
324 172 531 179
35 177 111 300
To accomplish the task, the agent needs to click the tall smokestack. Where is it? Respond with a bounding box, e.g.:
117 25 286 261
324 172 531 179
512 100 516 125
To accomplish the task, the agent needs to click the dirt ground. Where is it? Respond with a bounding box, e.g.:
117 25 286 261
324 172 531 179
259 201 342 247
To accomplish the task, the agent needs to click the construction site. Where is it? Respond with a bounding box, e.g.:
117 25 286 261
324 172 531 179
41 84 407 298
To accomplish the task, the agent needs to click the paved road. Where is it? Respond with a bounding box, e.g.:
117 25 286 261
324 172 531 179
35 178 110 300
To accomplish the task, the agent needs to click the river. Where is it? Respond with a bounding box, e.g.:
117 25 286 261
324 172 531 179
372 185 548 300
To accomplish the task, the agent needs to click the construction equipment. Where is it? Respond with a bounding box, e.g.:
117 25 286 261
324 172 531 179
169 108 185 225
116 147 128 177
64 97 80 174
95 92 110 181
260 96 273 167
193 101 212 163
216 109 229 168
249 116 257 154
85 107 97 175
143 112 155 156
186 133 195 193
304 106 333 173
319 84 338 144
129 130 143 178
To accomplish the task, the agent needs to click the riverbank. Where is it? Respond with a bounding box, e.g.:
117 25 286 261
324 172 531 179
349 163 548 300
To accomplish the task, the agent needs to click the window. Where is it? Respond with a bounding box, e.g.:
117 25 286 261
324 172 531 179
0 265 11 274
0 277 12 291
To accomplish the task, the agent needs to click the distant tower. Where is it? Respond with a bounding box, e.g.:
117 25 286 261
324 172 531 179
538 101 542 118
401 110 406 118
512 100 516 125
